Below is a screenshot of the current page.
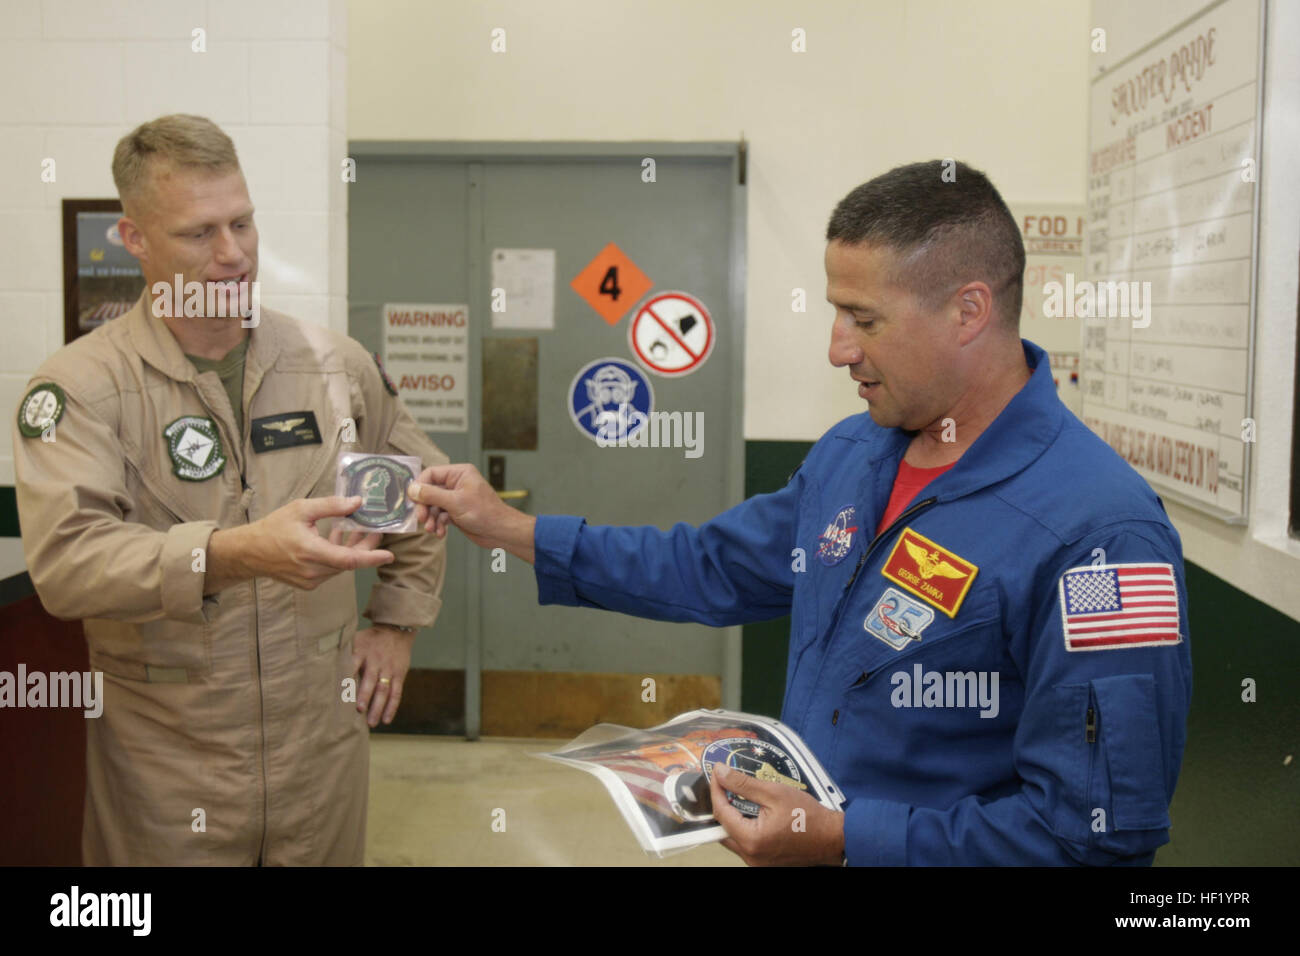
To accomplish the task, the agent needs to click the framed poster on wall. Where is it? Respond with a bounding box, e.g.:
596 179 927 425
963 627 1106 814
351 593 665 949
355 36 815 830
61 199 145 343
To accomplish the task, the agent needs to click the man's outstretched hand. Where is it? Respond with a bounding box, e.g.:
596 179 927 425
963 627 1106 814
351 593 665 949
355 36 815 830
206 495 394 594
406 463 536 564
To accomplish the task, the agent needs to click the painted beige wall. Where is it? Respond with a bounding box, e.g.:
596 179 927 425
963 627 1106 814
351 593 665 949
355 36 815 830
347 0 1092 439
349 0 1300 623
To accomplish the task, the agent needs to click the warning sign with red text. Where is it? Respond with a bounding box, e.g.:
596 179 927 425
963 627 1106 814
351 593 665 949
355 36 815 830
382 302 469 433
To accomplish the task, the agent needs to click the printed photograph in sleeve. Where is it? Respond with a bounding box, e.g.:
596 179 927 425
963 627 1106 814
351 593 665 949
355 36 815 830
538 710 844 857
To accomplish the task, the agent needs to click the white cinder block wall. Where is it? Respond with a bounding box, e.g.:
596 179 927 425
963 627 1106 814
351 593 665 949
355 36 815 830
0 0 348 578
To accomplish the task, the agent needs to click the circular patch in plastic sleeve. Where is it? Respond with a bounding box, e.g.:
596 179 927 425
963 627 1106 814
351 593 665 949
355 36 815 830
334 452 421 534
700 737 809 817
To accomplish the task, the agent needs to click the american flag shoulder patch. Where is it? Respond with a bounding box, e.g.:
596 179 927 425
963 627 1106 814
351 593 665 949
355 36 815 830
1058 562 1181 652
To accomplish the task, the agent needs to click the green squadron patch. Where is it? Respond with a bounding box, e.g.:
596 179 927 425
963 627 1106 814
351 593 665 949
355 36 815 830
163 415 226 481
340 455 416 529
18 383 66 438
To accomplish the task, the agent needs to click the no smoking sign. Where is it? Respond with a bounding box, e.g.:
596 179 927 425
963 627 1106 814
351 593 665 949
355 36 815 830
628 291 714 377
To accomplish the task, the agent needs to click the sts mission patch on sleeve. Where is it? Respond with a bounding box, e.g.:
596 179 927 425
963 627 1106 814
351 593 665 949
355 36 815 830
1058 562 1181 651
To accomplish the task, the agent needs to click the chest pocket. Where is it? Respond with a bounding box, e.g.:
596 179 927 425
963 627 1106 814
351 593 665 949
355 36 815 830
123 435 238 528
840 580 1004 686
245 387 349 507
788 490 868 663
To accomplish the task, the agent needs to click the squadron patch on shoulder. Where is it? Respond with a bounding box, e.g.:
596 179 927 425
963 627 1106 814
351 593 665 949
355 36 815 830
373 352 398 396
163 415 226 481
881 527 978 618
1059 562 1181 651
816 503 858 566
18 383 65 438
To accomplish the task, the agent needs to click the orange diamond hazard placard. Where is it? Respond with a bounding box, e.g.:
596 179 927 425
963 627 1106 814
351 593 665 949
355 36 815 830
629 291 714 377
570 242 653 326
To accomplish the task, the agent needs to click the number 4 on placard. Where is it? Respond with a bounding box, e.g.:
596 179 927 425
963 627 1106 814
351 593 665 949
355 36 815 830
599 266 621 301
569 242 652 325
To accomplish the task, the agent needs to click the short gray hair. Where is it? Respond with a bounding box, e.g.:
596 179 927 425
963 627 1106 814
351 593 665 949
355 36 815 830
826 160 1025 327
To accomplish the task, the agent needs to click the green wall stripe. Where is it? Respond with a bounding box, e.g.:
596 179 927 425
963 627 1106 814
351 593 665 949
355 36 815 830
740 440 811 718
1161 560 1300 865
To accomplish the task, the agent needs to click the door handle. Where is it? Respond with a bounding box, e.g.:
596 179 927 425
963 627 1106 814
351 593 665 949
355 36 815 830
487 455 528 502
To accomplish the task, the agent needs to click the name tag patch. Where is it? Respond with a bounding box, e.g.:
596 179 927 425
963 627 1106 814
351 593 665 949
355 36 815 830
251 410 322 453
881 527 978 618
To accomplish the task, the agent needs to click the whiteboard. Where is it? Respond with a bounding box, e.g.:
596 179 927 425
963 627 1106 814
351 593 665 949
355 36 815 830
1082 0 1264 522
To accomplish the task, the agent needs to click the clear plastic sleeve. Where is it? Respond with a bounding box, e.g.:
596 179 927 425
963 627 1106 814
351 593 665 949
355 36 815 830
333 452 421 534
535 708 845 857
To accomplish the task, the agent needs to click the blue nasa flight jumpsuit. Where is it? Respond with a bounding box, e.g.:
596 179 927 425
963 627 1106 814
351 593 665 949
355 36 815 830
533 341 1192 865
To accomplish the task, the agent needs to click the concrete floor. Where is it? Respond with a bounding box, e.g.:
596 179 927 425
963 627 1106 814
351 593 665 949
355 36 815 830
365 734 745 866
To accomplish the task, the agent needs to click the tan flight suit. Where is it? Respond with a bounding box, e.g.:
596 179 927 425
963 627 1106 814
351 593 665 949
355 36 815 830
12 292 447 865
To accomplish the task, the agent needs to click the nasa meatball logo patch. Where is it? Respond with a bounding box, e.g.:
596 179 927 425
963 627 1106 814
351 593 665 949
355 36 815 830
816 504 858 566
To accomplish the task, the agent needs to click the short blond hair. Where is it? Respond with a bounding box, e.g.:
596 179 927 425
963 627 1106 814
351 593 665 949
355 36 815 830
112 114 241 212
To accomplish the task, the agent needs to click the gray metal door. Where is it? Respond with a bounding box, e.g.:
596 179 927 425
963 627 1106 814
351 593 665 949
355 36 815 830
349 144 745 737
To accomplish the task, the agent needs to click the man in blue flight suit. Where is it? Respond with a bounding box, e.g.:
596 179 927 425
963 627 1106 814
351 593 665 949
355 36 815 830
406 160 1193 866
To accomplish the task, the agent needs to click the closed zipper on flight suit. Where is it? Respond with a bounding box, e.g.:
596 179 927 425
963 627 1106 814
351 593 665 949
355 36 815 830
239 470 266 865
189 365 270 864
798 494 938 727
236 365 270 865
236 366 271 866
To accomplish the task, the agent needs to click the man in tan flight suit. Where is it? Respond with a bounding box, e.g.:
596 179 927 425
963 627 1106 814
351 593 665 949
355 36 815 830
12 114 447 865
